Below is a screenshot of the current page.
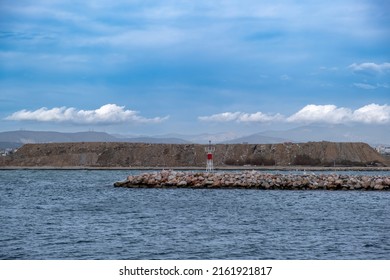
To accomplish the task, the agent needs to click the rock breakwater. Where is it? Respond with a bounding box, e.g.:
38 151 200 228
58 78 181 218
114 170 390 191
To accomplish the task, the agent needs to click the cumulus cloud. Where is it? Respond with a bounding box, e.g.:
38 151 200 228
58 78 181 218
287 104 390 124
348 62 390 75
239 112 284 122
287 105 352 124
5 104 168 124
352 104 390 124
200 104 390 125
198 112 241 122
198 111 284 123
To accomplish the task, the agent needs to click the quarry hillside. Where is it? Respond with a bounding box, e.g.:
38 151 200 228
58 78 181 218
1 141 388 168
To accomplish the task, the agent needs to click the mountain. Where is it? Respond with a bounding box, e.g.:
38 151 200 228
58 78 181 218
121 137 190 144
221 133 290 144
1 123 388 150
0 130 192 148
0 130 118 144
148 132 241 144
257 124 390 145
156 124 390 145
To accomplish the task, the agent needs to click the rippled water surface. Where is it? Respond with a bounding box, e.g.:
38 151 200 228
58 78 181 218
1 170 389 259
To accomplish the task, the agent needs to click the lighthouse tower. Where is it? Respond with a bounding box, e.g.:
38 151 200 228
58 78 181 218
205 140 215 172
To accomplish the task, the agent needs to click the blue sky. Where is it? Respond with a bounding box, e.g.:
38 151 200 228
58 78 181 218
1 0 389 137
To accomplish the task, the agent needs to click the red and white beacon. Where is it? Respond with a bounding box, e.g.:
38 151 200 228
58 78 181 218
205 140 215 172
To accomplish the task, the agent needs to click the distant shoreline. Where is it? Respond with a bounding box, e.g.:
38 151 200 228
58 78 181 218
1 165 390 171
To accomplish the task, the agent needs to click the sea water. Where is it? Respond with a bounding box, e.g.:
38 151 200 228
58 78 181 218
0 169 389 259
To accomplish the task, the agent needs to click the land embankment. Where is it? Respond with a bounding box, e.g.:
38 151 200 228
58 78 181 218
0 141 388 168
114 170 390 191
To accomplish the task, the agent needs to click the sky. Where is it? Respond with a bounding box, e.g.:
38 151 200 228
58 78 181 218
0 0 389 138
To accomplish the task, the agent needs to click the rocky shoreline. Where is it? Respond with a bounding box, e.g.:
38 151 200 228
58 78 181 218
114 170 390 191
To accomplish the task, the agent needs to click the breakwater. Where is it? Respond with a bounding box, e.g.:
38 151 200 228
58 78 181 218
114 170 390 190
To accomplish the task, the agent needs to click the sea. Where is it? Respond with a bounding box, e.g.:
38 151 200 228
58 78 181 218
1 169 389 260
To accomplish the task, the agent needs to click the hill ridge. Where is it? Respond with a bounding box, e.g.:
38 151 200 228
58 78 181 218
1 141 387 167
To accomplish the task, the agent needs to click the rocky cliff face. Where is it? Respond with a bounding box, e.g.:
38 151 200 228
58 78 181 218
1 141 387 167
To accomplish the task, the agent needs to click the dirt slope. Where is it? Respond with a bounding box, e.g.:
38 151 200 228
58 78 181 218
1 141 387 167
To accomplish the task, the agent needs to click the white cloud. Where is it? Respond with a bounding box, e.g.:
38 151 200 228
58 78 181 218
239 112 284 122
200 104 390 125
349 62 390 75
352 104 390 124
5 104 168 124
287 105 352 124
287 104 390 124
198 112 241 122
198 111 283 122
